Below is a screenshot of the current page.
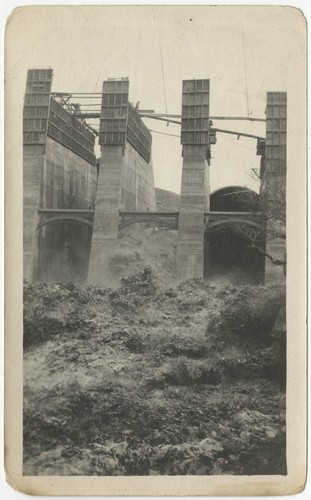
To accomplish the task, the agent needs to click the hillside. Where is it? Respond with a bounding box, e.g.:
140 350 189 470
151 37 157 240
155 187 180 211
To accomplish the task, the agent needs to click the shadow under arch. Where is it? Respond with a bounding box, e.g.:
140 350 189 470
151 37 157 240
36 217 93 282
205 185 265 284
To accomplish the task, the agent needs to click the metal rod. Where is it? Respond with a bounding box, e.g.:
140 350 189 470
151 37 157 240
54 96 102 100
212 127 265 141
211 116 265 122
51 92 102 96
139 113 181 119
74 113 101 119
142 116 181 125
206 211 262 216
77 103 102 107
38 209 95 214
119 211 179 216
139 113 265 122
73 113 181 124
62 106 266 123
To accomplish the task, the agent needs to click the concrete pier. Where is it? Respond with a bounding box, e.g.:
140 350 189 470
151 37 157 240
88 78 156 283
176 79 211 280
263 92 287 284
176 144 209 280
88 147 123 283
88 142 157 283
23 146 45 281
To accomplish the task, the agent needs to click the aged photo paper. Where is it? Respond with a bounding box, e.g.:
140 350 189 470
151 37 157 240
4 4 307 496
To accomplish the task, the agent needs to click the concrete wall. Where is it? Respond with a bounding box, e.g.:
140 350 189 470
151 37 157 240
38 137 97 281
24 136 97 281
43 136 97 210
176 144 209 281
23 145 45 281
88 141 156 284
121 144 156 211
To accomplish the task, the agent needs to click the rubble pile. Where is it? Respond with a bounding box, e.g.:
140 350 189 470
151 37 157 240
23 269 286 475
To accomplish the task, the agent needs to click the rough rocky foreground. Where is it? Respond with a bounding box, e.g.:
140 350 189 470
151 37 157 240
23 269 286 475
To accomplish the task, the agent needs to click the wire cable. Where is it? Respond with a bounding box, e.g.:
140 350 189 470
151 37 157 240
149 129 180 138
241 30 250 117
159 30 168 116
132 27 142 99
84 27 116 114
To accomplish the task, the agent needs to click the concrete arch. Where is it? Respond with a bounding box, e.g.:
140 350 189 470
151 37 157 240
210 185 260 212
210 185 259 196
206 218 264 233
206 187 265 283
119 217 178 231
37 216 93 230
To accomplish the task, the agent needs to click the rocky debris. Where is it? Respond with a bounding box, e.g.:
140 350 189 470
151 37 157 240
207 284 285 342
108 228 178 286
23 270 286 475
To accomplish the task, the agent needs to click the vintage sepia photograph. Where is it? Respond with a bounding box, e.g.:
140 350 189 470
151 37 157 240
4 4 307 495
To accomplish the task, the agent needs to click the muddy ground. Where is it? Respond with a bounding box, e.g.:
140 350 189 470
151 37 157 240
23 262 286 476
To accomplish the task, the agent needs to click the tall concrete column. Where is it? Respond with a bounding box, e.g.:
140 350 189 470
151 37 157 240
23 69 52 281
177 145 209 280
264 92 287 284
23 147 45 281
177 79 211 281
88 77 156 284
88 78 129 284
88 146 123 283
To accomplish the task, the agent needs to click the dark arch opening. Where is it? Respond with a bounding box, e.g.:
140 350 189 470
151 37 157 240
37 219 93 282
205 186 265 284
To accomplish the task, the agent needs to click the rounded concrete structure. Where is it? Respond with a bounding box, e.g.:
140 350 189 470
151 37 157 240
205 186 265 284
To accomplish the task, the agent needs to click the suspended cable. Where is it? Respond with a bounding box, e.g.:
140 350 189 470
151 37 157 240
132 27 142 99
149 129 180 138
84 27 116 114
241 30 250 116
159 30 168 117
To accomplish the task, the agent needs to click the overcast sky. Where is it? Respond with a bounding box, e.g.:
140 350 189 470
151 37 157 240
6 5 306 194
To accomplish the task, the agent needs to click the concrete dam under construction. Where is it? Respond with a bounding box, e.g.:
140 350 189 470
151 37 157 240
23 69 286 285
